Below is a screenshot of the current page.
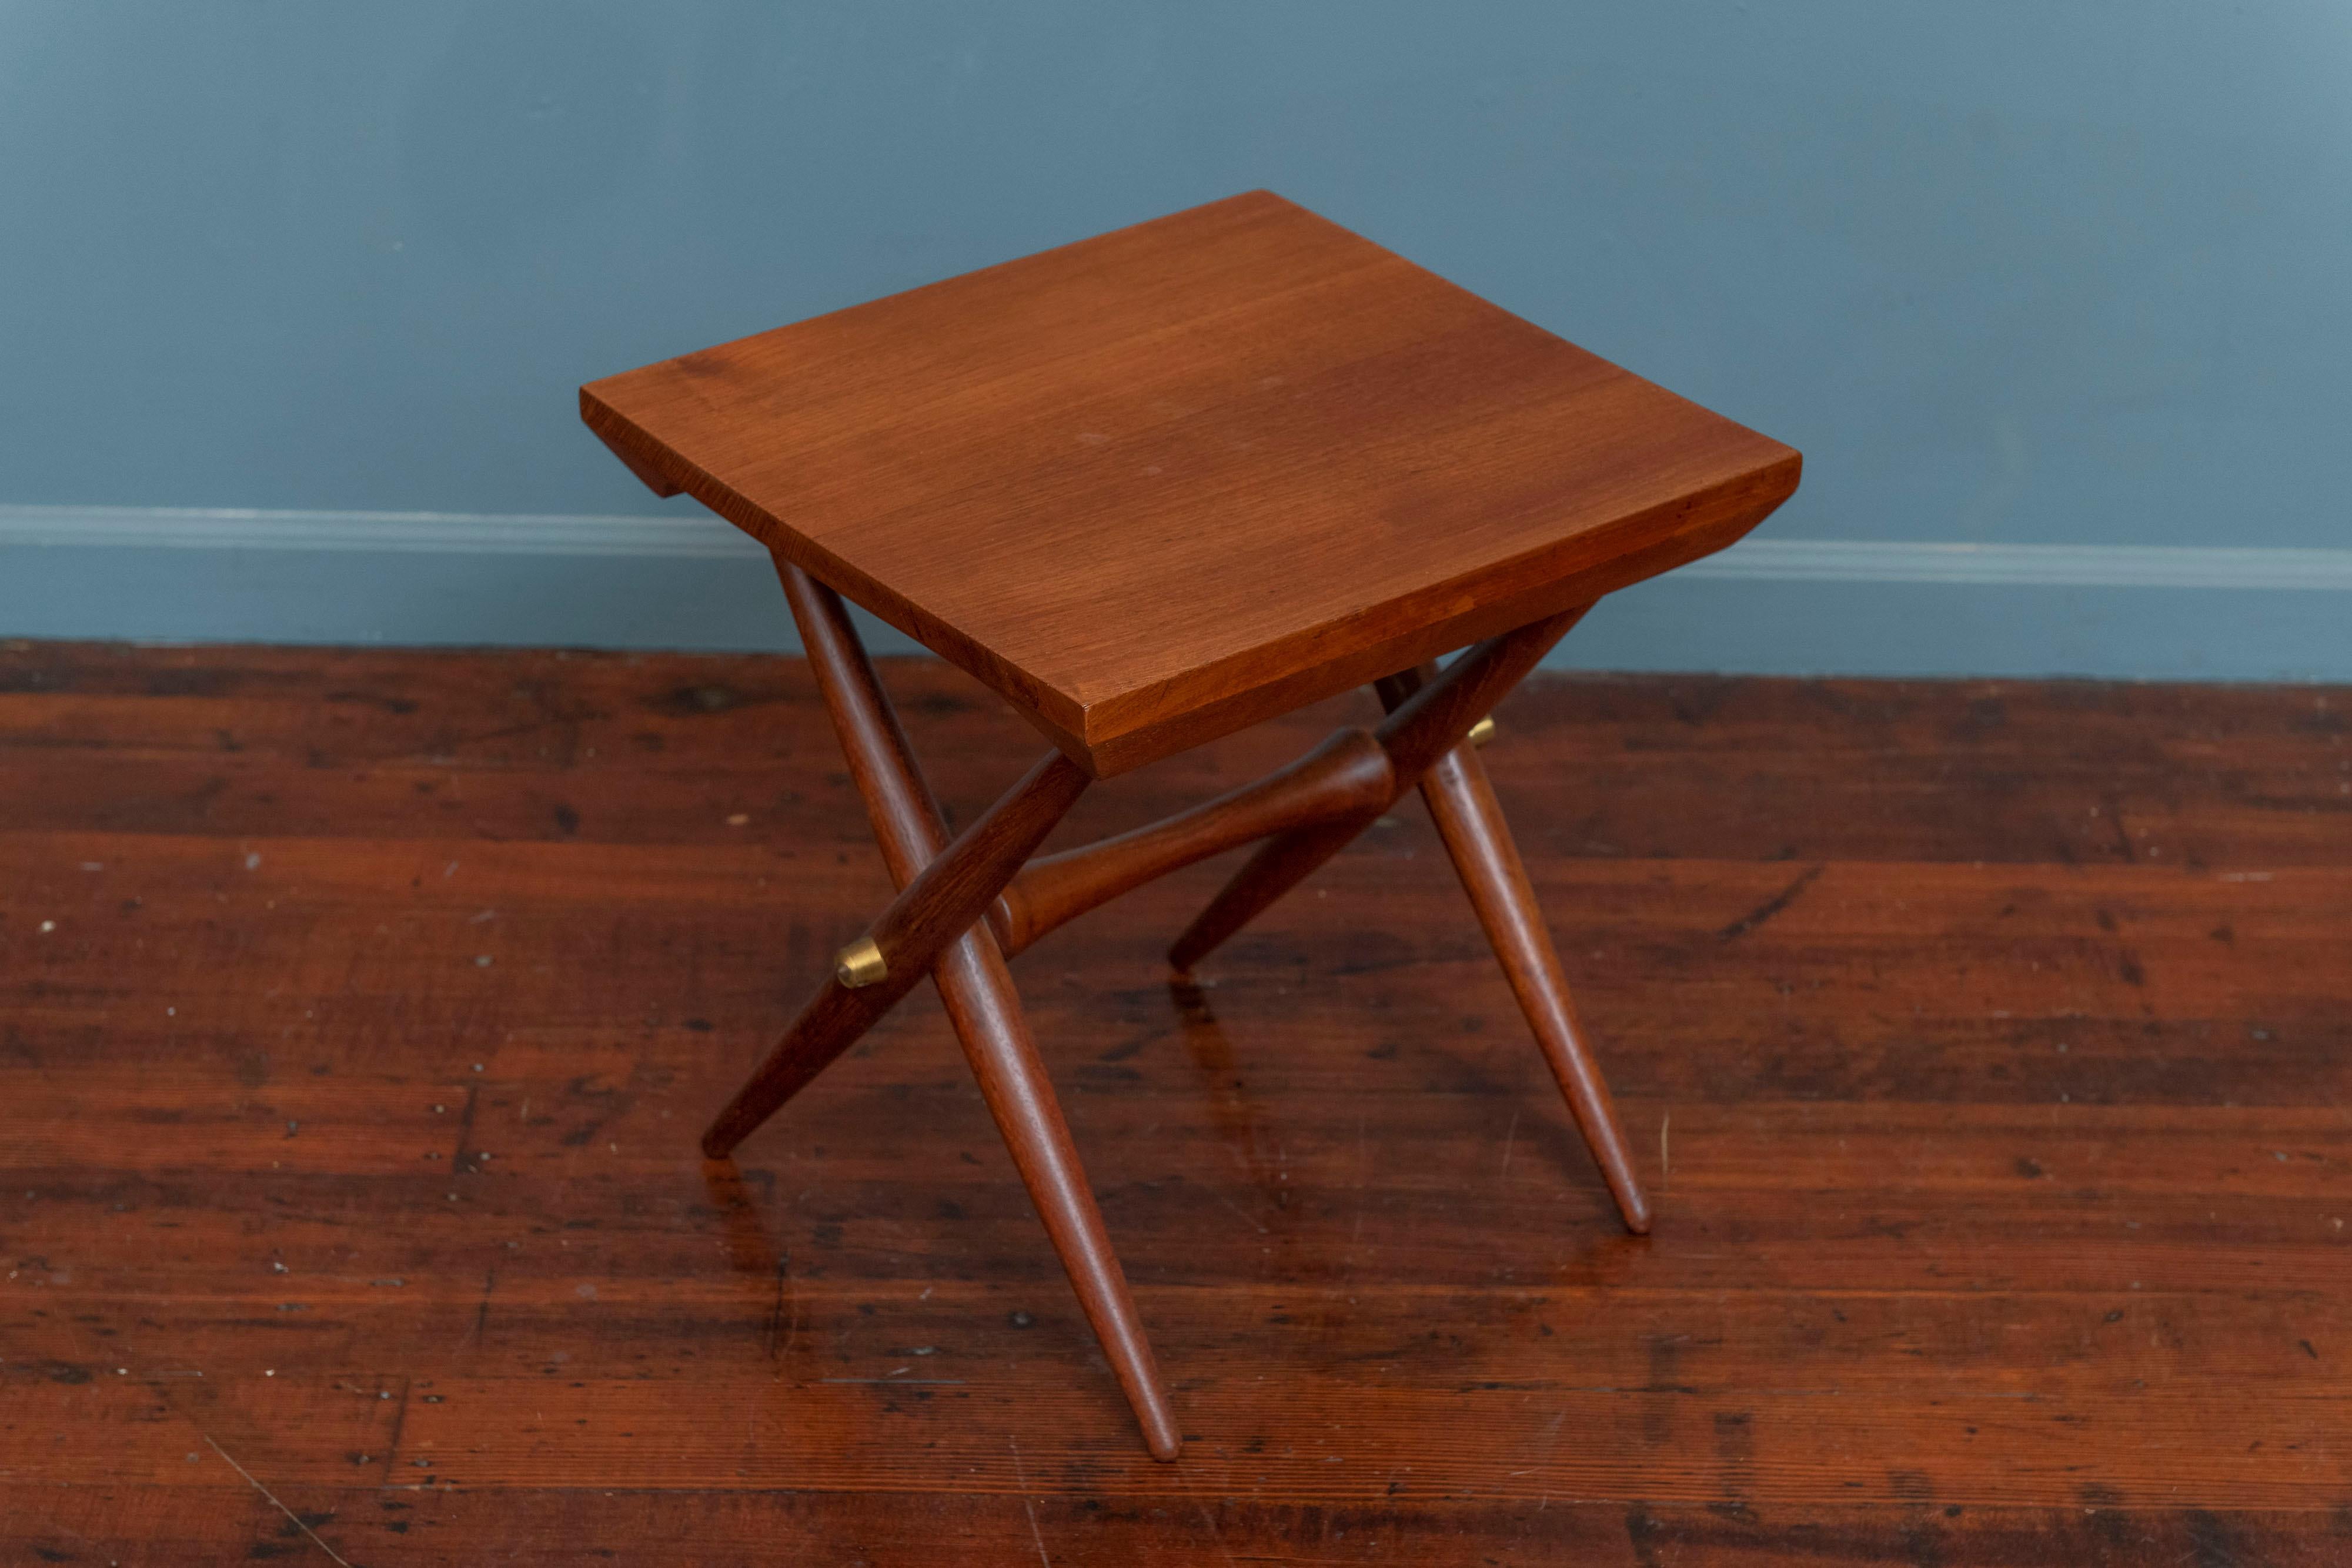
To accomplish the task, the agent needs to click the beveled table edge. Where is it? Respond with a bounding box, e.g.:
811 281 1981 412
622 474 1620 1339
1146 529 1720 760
582 387 1800 775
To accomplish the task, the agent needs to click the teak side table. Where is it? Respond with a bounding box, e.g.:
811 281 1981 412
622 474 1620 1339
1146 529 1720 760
581 190 1800 1460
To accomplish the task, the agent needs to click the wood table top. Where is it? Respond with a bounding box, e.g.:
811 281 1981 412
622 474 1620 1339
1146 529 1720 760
583 190 1800 775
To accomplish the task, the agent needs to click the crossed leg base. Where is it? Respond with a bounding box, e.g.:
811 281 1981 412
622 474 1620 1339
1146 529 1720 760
704 554 1650 1460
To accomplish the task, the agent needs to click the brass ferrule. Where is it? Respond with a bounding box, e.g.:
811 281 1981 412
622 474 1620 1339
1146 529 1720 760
834 935 887 988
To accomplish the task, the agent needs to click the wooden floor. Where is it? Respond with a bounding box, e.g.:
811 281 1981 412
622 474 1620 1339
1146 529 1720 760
2 640 2347 1566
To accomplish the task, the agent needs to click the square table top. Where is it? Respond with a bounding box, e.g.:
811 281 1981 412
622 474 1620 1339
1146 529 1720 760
582 190 1799 776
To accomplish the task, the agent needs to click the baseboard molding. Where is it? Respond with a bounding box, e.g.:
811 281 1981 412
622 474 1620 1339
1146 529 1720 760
3 504 2347 680
6 503 2350 590
0 504 768 558
1676 538 2352 591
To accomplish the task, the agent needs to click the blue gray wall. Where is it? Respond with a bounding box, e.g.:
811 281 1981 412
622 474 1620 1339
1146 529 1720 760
4 2 2348 677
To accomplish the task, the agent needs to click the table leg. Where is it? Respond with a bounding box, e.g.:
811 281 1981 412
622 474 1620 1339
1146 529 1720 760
704 557 1181 1460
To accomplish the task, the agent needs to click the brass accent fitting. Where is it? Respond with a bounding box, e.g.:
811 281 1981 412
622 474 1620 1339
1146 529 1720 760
1467 716 1498 748
834 935 887 989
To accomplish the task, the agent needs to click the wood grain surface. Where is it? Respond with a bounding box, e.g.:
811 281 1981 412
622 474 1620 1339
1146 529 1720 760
581 191 1800 774
3 638 2348 1565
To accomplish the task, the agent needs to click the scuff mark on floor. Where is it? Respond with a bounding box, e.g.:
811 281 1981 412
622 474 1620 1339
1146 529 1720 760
1718 864 1823 942
1009 1435 1051 1567
201 1432 354 1567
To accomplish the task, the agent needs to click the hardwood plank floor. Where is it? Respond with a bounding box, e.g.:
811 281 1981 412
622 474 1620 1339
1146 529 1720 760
2 639 2346 1566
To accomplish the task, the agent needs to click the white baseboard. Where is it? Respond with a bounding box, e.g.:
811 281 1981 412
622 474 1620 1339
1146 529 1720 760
0 504 769 558
2 503 2347 680
1675 538 2352 591
6 503 2348 590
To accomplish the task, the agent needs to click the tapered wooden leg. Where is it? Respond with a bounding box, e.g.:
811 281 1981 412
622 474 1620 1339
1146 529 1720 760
1373 663 1648 1232
714 557 1181 1460
1164 616 1649 1236
929 928 1184 1460
1418 744 1652 1233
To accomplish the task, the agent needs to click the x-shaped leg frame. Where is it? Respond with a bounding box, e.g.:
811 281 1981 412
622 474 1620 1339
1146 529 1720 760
705 554 1649 1460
